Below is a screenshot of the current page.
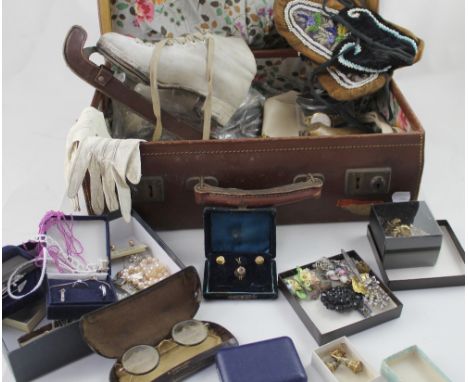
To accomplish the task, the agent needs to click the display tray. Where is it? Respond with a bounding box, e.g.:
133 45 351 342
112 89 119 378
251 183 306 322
3 211 184 382
368 220 465 290
381 345 451 382
278 251 403 345
311 336 379 382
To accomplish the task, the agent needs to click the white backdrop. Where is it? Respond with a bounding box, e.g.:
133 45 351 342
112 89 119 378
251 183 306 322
2 1 465 381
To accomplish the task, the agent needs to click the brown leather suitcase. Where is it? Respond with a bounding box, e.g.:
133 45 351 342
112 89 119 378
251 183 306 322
68 0 424 230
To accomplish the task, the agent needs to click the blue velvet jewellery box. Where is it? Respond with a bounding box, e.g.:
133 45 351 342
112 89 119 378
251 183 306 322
45 215 117 319
203 207 278 299
216 336 307 382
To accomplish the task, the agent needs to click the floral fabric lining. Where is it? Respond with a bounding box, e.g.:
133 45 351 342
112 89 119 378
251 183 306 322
254 57 315 96
110 0 303 93
110 0 277 48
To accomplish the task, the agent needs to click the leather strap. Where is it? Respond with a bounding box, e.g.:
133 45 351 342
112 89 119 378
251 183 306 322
63 25 200 140
194 174 323 207
149 38 168 141
202 36 215 140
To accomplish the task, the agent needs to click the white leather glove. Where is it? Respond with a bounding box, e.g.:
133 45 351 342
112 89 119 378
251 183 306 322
66 137 143 222
109 139 142 221
65 107 110 211
65 107 144 222
66 136 109 214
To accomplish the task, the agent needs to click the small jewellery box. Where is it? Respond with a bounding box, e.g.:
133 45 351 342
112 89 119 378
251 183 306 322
311 336 379 382
381 346 451 382
368 220 465 290
203 207 278 299
216 336 307 382
369 201 443 269
80 266 237 382
46 215 117 320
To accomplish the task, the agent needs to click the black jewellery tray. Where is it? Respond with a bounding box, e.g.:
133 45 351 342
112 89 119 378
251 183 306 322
278 251 403 345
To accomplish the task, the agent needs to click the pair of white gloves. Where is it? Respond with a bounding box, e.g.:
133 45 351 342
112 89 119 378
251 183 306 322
65 107 142 222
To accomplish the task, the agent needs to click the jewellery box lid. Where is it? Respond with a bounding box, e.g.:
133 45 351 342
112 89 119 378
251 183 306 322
80 266 201 359
203 207 276 258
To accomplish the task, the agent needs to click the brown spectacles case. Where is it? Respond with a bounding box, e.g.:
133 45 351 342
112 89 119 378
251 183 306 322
80 266 237 381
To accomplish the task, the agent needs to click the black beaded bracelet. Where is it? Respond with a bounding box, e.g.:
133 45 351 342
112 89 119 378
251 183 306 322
320 286 364 312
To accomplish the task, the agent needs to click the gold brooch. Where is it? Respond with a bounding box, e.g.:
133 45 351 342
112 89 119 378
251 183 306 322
234 266 246 281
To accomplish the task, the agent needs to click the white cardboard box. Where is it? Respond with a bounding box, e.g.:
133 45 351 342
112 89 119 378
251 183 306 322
311 336 380 382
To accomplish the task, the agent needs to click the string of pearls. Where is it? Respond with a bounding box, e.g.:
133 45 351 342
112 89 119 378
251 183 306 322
117 254 170 291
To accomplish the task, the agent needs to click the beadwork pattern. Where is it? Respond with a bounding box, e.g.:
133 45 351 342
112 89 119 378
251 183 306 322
284 0 340 58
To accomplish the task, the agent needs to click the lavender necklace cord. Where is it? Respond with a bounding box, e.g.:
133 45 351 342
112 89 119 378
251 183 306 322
7 211 86 300
36 211 86 272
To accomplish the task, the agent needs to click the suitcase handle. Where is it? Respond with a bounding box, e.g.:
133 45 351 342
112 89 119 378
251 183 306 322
193 174 323 208
63 25 200 140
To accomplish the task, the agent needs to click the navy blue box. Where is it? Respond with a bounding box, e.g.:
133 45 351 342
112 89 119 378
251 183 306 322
3 243 45 318
203 207 278 299
216 337 307 382
45 215 116 320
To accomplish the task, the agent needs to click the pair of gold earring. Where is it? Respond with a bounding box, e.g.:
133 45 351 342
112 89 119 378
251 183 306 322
215 256 265 266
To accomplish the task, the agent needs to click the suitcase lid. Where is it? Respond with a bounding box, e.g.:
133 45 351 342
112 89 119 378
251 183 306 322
203 207 276 258
80 266 201 358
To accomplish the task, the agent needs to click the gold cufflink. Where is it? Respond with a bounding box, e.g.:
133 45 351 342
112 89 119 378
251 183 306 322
344 359 363 374
255 256 265 265
234 266 246 280
330 348 363 374
330 348 346 359
216 256 225 265
325 360 340 372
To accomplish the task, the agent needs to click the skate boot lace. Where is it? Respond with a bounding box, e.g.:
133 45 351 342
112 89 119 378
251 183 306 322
147 31 214 141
